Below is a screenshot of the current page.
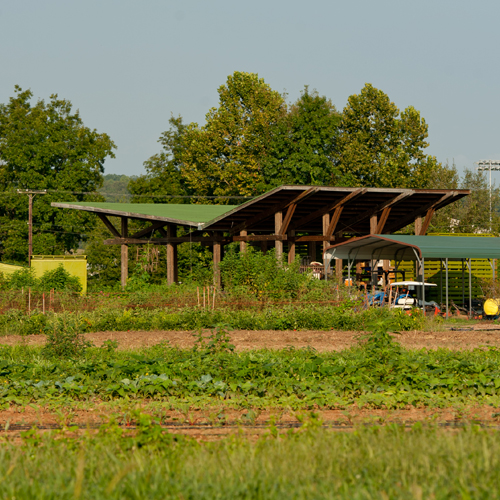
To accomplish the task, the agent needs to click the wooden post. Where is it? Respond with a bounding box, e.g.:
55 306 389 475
288 230 295 264
370 215 377 234
336 259 343 279
167 223 177 285
121 217 128 289
322 213 330 254
415 216 422 235
275 212 283 260
239 230 247 253
213 232 221 288
308 242 317 263
260 241 268 254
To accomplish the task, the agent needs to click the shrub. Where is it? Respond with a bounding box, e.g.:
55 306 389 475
37 265 82 293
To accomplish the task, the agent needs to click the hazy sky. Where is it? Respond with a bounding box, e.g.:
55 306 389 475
1 0 499 180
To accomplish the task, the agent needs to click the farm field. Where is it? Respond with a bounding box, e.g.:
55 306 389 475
0 325 499 497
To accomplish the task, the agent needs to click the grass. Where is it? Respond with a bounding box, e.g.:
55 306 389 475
1 425 499 499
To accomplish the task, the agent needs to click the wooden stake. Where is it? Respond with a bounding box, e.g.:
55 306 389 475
28 288 31 315
197 287 200 307
203 287 206 309
212 286 216 310
42 293 45 314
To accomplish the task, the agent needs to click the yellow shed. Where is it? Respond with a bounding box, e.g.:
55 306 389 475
31 255 87 294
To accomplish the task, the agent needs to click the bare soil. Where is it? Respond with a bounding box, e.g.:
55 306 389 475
1 325 500 351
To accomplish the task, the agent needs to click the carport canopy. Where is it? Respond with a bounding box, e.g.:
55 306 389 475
324 235 500 317
324 235 500 262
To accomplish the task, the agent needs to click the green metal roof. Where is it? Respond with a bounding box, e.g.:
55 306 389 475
325 235 500 261
51 202 238 227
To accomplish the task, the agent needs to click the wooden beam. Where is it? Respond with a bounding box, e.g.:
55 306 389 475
97 213 121 238
289 188 367 231
420 208 435 235
279 203 297 235
233 234 287 242
229 187 317 235
335 190 413 236
384 192 455 234
130 221 167 239
120 217 128 289
370 215 377 234
375 207 391 233
325 206 343 238
104 235 226 245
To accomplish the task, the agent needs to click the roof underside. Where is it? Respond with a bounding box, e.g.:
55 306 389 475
325 235 500 260
202 186 469 233
52 185 469 234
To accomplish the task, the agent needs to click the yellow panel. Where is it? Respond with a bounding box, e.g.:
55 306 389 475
0 263 24 276
31 256 87 294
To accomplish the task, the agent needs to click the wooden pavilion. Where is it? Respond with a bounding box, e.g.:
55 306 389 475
52 185 469 287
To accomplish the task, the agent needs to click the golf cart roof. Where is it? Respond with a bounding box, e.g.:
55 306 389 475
390 281 437 287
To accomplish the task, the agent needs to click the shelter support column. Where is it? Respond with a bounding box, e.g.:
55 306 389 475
275 212 283 260
322 213 330 277
288 230 295 264
239 230 247 253
121 218 128 290
322 214 330 254
415 216 422 236
213 232 222 288
167 224 178 285
308 242 316 262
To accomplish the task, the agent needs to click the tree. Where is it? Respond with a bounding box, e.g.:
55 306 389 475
0 86 115 263
128 116 188 203
336 83 440 188
179 72 287 200
262 87 341 187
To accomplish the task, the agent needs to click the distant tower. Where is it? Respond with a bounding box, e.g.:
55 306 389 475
475 160 500 232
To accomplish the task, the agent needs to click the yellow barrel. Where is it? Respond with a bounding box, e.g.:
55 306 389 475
483 298 500 316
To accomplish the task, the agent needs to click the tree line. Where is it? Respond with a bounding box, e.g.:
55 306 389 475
0 74 498 284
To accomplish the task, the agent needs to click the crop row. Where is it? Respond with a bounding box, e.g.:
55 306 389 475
0 330 499 408
0 303 425 336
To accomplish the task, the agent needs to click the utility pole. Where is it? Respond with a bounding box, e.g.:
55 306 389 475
17 189 47 266
475 160 500 233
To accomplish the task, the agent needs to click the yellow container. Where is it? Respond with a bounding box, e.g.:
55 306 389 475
31 255 87 294
483 298 500 316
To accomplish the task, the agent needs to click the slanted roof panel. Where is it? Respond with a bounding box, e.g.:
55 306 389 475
325 235 500 261
51 202 238 226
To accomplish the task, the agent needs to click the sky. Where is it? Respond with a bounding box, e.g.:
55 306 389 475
1 0 499 180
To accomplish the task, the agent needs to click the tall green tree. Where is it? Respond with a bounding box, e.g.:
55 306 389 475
336 83 439 188
262 87 341 187
0 86 115 263
179 71 287 200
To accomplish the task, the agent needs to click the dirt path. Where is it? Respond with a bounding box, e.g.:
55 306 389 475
1 325 500 351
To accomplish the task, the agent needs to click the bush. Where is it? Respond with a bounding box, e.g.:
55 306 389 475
219 246 330 300
2 265 82 293
38 265 82 293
